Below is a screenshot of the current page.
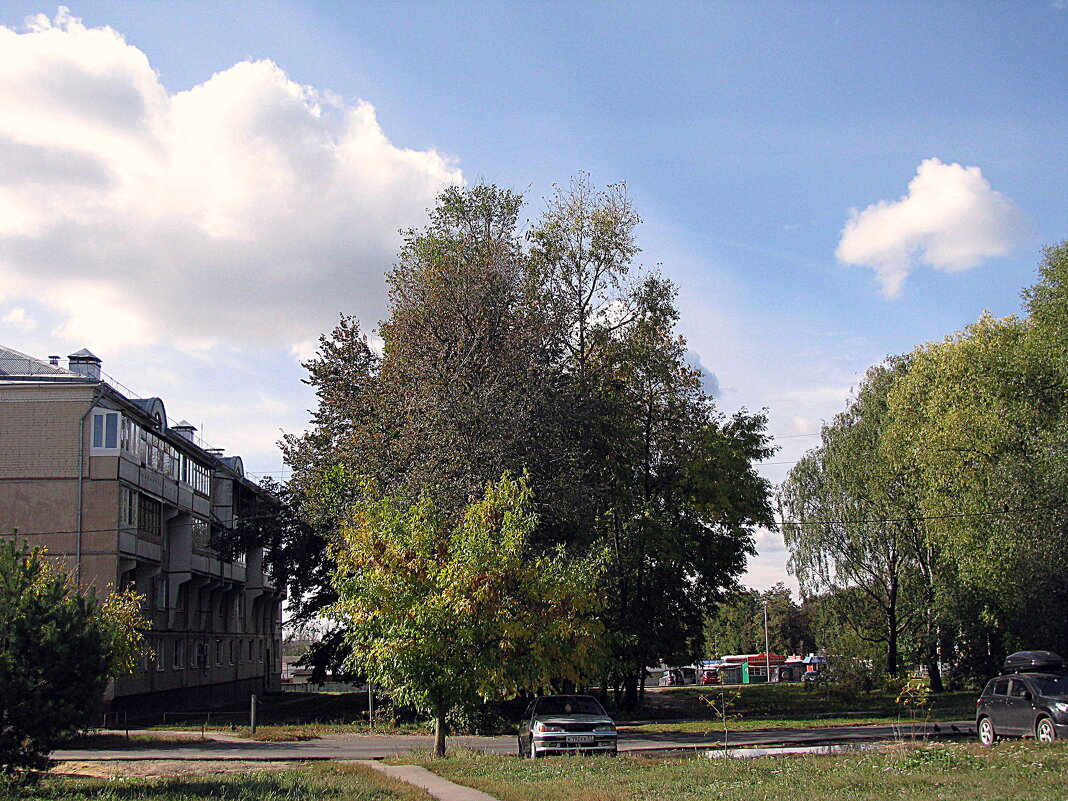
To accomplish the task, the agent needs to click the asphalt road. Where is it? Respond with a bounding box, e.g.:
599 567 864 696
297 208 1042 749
53 721 974 762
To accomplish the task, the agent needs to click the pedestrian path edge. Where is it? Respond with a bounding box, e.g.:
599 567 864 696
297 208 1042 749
358 760 503 801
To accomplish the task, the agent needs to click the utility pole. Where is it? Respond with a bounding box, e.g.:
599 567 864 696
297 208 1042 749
763 599 771 683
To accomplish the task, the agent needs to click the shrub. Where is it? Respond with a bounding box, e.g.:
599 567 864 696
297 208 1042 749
0 539 144 780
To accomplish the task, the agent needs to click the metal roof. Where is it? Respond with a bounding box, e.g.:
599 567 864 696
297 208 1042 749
0 345 88 380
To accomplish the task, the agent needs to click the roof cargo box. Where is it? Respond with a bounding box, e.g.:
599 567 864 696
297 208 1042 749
1002 650 1065 674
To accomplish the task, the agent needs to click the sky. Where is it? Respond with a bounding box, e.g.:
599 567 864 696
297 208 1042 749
1 2 1066 595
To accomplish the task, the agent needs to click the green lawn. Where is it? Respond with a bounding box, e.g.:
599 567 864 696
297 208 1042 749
131 683 975 742
7 763 433 800
406 742 1068 801
624 683 975 732
146 691 432 740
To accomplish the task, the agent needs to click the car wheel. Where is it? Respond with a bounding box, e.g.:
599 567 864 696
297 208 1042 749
1036 717 1057 743
530 740 540 759
978 717 996 747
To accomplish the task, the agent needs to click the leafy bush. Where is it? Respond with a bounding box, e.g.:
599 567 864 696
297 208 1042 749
0 539 144 780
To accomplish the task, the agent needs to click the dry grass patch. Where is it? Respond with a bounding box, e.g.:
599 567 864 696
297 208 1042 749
11 762 435 800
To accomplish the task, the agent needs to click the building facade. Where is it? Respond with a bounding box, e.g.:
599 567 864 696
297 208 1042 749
0 345 283 714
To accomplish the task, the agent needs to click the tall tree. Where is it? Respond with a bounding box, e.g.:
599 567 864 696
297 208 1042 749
274 179 774 706
780 360 922 677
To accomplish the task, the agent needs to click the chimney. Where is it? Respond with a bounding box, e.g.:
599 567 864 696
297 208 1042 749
67 348 101 380
48 355 60 366
172 420 197 443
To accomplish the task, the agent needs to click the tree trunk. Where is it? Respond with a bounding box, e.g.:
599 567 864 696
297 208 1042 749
886 605 898 677
433 705 447 758
926 653 943 693
621 669 639 710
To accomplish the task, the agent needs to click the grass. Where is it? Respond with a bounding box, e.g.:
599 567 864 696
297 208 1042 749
623 683 975 733
146 692 432 741
130 683 975 741
405 741 1068 801
6 763 433 800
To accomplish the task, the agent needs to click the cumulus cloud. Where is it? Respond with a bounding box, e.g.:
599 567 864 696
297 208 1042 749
836 158 1025 298
2 307 36 332
0 9 462 352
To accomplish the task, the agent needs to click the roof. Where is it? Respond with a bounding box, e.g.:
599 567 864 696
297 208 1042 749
0 345 90 380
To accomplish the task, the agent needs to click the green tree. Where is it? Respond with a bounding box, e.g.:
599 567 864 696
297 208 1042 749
0 539 145 779
529 178 774 706
329 475 604 757
705 584 813 657
276 179 773 706
885 309 1068 676
780 360 924 677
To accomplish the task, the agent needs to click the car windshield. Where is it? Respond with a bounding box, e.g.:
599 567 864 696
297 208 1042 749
1031 675 1068 696
534 696 607 716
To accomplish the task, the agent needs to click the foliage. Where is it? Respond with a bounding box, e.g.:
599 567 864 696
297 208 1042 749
0 539 145 779
704 583 814 657
779 358 926 677
329 474 605 755
275 179 774 705
781 241 1068 686
700 686 741 749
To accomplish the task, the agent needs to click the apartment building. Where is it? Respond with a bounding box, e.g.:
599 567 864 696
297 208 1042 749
0 345 283 714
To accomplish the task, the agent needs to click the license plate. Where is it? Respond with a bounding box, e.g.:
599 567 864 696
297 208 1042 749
566 735 594 743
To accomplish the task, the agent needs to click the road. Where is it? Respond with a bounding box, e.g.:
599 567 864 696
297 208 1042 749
53 721 974 762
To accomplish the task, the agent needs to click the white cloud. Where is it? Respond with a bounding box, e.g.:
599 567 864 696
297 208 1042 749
0 9 462 352
836 158 1025 298
2 307 36 332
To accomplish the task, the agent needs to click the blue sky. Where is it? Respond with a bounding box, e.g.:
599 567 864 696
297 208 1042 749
1 2 1066 592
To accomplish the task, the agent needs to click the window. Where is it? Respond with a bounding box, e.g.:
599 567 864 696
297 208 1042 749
993 680 1009 696
138 496 162 538
176 583 188 613
215 639 222 665
248 639 254 661
191 519 211 550
155 575 167 610
91 411 121 451
259 639 264 662
229 640 235 665
1009 680 1029 698
173 638 184 669
120 487 138 527
155 639 165 671
120 416 135 452
189 639 198 669
180 454 212 496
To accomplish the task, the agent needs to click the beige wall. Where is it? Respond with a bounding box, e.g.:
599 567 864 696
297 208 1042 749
1 380 283 710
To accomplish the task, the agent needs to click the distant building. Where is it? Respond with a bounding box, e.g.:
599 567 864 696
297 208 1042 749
0 345 283 714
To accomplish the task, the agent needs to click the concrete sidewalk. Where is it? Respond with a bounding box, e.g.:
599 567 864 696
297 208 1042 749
362 761 502 801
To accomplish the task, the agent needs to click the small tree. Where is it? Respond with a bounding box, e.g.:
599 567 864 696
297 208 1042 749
0 539 145 779
329 474 604 757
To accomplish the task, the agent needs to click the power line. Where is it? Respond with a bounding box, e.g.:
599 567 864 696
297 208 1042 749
13 501 1066 540
778 501 1067 528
